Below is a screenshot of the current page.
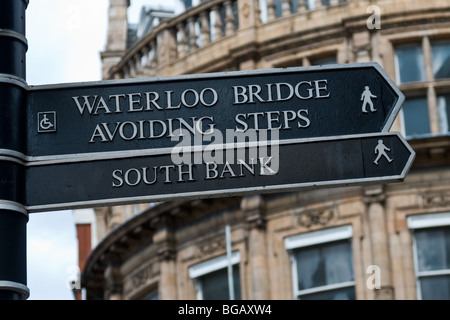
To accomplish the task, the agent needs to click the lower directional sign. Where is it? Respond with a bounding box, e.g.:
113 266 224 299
25 132 415 212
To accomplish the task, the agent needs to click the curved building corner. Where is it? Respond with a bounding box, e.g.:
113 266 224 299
79 0 450 300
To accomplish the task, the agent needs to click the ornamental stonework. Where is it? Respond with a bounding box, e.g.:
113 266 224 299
297 207 335 228
421 191 450 209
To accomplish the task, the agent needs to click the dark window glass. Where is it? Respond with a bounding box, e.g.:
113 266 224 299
294 240 354 300
420 275 450 300
415 227 450 272
311 56 337 66
395 45 426 83
402 97 430 137
414 227 450 300
200 265 241 300
144 290 158 300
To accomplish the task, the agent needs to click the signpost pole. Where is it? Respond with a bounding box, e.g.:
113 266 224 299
0 0 30 300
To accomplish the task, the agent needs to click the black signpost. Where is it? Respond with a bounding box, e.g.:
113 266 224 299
22 62 409 212
0 0 29 300
26 132 414 212
0 0 415 300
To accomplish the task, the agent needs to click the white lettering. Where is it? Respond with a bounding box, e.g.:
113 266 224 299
232 80 330 104
128 93 142 112
233 109 310 132
275 82 294 101
315 79 330 98
72 95 98 115
205 162 219 179
112 165 196 187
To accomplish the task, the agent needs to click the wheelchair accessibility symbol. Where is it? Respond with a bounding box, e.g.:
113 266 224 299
38 111 57 133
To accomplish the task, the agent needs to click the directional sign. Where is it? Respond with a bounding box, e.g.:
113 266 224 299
27 63 404 163
25 132 415 212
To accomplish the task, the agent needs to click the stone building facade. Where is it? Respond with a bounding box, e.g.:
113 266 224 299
80 0 450 300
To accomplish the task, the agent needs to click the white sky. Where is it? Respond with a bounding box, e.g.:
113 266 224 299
25 0 166 300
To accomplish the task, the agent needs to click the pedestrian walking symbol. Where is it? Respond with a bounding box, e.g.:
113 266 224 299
374 139 393 165
361 86 377 113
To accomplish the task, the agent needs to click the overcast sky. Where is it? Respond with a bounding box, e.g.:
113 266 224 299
25 0 158 300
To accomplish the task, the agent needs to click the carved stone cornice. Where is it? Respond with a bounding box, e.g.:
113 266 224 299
156 239 177 261
154 227 177 261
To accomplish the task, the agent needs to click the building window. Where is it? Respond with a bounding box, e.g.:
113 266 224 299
395 44 426 84
285 225 355 300
189 252 241 300
310 55 337 66
306 0 346 10
144 289 158 300
432 41 450 80
407 212 450 300
394 38 450 138
401 96 430 137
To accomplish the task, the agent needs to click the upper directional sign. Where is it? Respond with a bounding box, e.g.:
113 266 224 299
27 62 404 162
25 132 415 212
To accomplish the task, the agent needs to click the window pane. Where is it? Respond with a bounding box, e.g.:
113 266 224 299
395 45 426 83
295 240 354 290
432 41 450 79
323 241 354 284
437 94 450 133
311 56 337 66
296 246 322 289
144 290 158 300
201 266 241 300
415 227 450 272
402 97 430 137
300 286 355 300
273 0 282 17
420 275 450 300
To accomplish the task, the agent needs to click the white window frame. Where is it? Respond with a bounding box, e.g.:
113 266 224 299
407 212 450 300
394 42 428 138
394 38 450 138
284 225 355 299
189 251 240 300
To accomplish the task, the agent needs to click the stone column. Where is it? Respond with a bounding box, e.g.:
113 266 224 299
101 0 130 79
154 226 177 299
156 23 178 75
238 0 261 28
363 186 394 299
104 265 123 300
236 0 260 70
352 30 371 63
241 195 270 299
